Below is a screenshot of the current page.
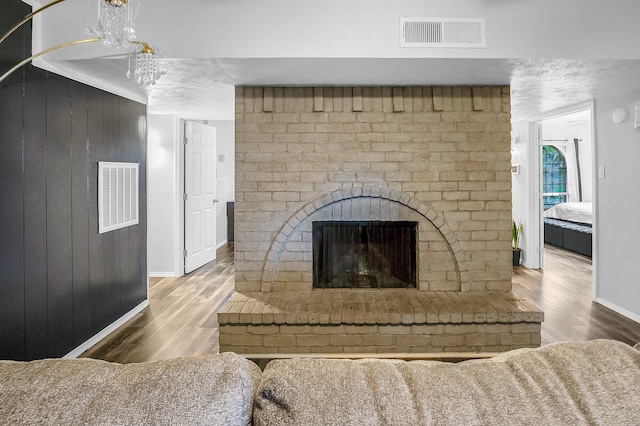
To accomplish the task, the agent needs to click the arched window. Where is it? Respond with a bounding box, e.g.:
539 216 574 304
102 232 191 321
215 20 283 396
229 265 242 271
543 145 567 210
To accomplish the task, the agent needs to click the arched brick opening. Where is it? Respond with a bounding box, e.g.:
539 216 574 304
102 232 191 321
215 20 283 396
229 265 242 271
261 186 469 292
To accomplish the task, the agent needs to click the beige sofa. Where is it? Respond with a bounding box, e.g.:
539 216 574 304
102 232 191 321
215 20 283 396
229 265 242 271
0 352 261 425
2 340 640 425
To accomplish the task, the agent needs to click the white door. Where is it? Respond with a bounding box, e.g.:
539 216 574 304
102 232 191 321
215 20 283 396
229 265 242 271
184 121 217 273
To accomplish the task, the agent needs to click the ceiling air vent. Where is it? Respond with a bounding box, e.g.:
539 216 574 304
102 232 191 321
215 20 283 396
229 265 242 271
400 17 485 48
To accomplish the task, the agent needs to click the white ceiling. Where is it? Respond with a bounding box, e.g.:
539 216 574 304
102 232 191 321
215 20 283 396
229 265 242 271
48 56 640 122
31 0 640 122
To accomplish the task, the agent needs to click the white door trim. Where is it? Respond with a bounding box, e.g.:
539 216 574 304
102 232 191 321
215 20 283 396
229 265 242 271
528 100 596 297
184 121 217 273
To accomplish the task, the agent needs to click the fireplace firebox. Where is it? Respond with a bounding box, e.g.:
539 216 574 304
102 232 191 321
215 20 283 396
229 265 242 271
312 221 417 289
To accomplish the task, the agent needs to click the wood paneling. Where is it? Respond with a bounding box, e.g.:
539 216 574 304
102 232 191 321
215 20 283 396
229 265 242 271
101 94 118 329
23 71 49 360
46 76 74 357
0 1 30 359
71 81 92 346
0 3 29 67
0 78 26 361
0 3 147 360
87 86 108 334
0 0 31 362
118 97 130 314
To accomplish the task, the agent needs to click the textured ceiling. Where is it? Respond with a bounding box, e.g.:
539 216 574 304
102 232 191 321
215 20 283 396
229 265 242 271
51 57 640 121
23 0 640 121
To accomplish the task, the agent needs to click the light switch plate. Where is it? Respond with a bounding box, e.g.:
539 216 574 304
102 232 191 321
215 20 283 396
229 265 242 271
598 166 605 179
635 105 640 129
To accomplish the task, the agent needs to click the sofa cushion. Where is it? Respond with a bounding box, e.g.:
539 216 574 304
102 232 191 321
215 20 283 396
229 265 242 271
254 339 640 425
0 352 260 425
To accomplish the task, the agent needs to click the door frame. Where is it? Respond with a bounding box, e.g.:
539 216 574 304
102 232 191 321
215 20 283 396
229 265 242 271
146 116 223 278
183 121 218 273
528 100 597 298
147 114 185 278
176 120 186 276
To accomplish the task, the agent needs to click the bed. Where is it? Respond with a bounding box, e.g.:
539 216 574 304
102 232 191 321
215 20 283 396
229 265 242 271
543 202 592 257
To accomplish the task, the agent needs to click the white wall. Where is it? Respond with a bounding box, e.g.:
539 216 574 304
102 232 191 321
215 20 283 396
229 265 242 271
147 114 182 277
511 120 533 266
594 88 640 322
206 119 235 246
147 116 235 277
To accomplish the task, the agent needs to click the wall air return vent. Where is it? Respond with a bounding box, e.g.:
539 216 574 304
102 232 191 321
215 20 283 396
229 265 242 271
400 17 485 48
98 161 139 233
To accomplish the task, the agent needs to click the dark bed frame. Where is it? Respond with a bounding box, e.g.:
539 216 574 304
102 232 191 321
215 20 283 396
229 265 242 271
544 218 592 257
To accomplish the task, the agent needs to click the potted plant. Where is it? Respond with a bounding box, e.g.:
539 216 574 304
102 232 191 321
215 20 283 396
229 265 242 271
512 220 523 266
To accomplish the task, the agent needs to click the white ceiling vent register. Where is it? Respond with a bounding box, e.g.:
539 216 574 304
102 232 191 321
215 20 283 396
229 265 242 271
400 18 485 48
98 162 139 234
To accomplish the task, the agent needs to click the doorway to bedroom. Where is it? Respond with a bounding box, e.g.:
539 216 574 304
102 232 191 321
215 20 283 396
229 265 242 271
539 108 594 263
535 105 594 291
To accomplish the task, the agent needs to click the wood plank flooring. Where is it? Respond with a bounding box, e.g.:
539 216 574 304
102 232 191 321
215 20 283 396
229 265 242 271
82 243 640 363
512 244 640 346
81 244 235 363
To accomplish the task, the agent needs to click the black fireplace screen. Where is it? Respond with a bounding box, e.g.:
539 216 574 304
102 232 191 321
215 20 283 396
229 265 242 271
312 221 417 289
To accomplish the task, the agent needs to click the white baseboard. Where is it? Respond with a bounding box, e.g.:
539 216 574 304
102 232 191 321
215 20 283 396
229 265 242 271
595 297 640 324
63 300 149 359
149 241 229 279
148 272 181 278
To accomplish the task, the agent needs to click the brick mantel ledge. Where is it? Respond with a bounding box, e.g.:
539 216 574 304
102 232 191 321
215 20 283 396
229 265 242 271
218 290 543 326
217 290 543 355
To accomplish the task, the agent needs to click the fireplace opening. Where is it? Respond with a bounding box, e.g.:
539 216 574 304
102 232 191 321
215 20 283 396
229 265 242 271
312 221 417 289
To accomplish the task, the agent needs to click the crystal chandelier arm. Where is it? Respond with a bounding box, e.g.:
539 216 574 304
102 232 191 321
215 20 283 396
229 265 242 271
0 0 67 46
130 40 154 53
127 40 167 86
0 38 100 85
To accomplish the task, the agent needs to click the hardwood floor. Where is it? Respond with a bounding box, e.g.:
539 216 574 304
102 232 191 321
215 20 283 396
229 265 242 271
512 244 640 346
81 244 235 363
82 243 640 363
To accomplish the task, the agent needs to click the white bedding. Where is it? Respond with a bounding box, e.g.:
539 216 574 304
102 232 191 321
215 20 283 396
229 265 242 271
544 202 592 225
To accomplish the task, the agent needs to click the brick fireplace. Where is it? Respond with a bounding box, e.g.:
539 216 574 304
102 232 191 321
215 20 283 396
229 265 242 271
218 86 543 355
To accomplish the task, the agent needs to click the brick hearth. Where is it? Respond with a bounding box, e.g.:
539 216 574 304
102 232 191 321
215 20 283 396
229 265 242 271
220 85 543 355
218 290 542 354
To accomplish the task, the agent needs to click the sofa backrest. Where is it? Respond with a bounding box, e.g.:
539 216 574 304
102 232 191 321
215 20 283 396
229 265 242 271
0 352 261 425
254 340 640 425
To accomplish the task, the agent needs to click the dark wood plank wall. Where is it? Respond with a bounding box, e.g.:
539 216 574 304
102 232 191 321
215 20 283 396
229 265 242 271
0 2 30 361
0 3 147 361
24 73 49 360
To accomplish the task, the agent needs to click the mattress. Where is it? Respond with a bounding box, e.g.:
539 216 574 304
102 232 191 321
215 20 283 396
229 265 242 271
543 202 592 225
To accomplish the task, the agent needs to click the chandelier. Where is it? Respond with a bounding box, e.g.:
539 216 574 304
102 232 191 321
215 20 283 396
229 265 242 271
127 42 168 86
0 0 168 87
93 0 136 49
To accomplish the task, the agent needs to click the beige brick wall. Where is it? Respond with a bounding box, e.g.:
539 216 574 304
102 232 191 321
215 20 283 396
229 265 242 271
235 86 513 293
